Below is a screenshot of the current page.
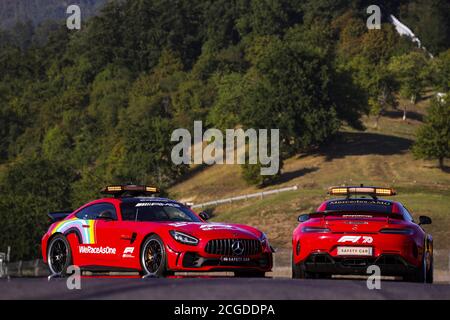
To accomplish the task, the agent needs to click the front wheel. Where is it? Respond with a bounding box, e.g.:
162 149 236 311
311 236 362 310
47 234 72 276
141 235 168 277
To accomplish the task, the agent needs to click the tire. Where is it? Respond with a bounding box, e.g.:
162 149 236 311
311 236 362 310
47 234 72 276
405 253 427 283
426 252 433 284
140 235 169 277
292 254 314 279
234 271 265 278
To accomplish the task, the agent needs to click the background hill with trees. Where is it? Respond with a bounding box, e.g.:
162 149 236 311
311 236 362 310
0 0 449 261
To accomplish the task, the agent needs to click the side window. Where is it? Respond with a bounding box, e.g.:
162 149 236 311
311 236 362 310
121 203 137 221
402 206 414 222
76 203 117 220
75 206 95 220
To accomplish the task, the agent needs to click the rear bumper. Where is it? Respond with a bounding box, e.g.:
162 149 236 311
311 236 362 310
299 253 418 276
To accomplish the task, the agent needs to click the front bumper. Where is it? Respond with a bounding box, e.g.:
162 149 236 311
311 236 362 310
181 252 272 271
166 245 273 272
299 253 419 276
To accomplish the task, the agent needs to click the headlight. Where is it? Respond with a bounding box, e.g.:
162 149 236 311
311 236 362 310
260 233 269 247
301 226 331 233
379 228 414 235
169 230 199 245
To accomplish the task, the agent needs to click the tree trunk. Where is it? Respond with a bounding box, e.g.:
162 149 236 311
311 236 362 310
403 105 407 121
373 114 380 129
439 157 444 169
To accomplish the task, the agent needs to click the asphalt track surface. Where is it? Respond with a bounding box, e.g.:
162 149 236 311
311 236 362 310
1 276 450 299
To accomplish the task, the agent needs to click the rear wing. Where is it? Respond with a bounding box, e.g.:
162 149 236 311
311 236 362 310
48 211 72 222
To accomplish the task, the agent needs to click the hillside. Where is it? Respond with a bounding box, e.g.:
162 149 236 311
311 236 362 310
1 0 449 263
169 100 450 257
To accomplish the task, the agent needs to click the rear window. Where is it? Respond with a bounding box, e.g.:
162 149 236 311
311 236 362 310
325 199 393 213
120 201 202 222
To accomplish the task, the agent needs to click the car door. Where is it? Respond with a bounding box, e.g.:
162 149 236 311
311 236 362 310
84 203 123 267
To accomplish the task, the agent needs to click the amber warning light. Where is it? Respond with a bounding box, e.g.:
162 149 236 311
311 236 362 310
328 186 396 196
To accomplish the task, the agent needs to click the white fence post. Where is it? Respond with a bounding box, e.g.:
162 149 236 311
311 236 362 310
191 185 298 209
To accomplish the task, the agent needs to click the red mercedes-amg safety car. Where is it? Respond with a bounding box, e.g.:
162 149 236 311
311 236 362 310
42 185 273 277
292 186 433 282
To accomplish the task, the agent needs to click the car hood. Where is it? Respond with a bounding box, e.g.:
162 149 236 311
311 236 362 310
163 222 262 239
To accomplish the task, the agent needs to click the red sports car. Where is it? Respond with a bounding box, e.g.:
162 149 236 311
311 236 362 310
42 185 273 277
292 186 433 282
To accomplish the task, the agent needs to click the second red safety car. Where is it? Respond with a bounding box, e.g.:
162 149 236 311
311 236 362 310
292 186 433 282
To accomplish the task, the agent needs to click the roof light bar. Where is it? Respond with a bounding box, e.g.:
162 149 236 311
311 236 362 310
328 186 396 196
101 185 160 197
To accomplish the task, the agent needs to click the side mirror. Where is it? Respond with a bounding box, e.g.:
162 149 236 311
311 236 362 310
199 211 210 221
98 210 115 221
419 215 432 225
298 214 310 223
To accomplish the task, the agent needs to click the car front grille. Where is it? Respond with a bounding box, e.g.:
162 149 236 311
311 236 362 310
205 239 262 256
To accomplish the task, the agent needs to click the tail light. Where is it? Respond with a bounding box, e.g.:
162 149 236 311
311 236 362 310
301 226 331 233
379 228 414 235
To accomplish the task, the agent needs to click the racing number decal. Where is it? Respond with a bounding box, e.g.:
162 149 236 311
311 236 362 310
337 236 373 244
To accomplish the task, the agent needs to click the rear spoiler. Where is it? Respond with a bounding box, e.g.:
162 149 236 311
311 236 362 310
48 211 73 222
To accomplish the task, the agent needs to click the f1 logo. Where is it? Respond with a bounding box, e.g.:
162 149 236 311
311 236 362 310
338 236 361 243
338 236 373 244
124 247 134 254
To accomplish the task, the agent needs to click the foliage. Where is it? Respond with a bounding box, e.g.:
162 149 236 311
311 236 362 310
400 0 450 55
0 0 449 259
388 51 429 104
0 157 76 260
413 98 450 168
429 50 450 92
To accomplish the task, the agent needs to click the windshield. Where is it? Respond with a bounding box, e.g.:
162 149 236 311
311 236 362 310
325 199 393 213
120 201 202 222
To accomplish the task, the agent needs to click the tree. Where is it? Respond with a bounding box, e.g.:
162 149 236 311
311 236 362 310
0 157 76 260
429 49 450 92
236 0 302 38
172 79 212 129
240 36 340 157
388 51 430 120
115 116 187 188
206 73 248 131
413 98 450 169
345 56 397 129
401 0 450 55
241 162 280 187
42 126 71 161
88 64 132 130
